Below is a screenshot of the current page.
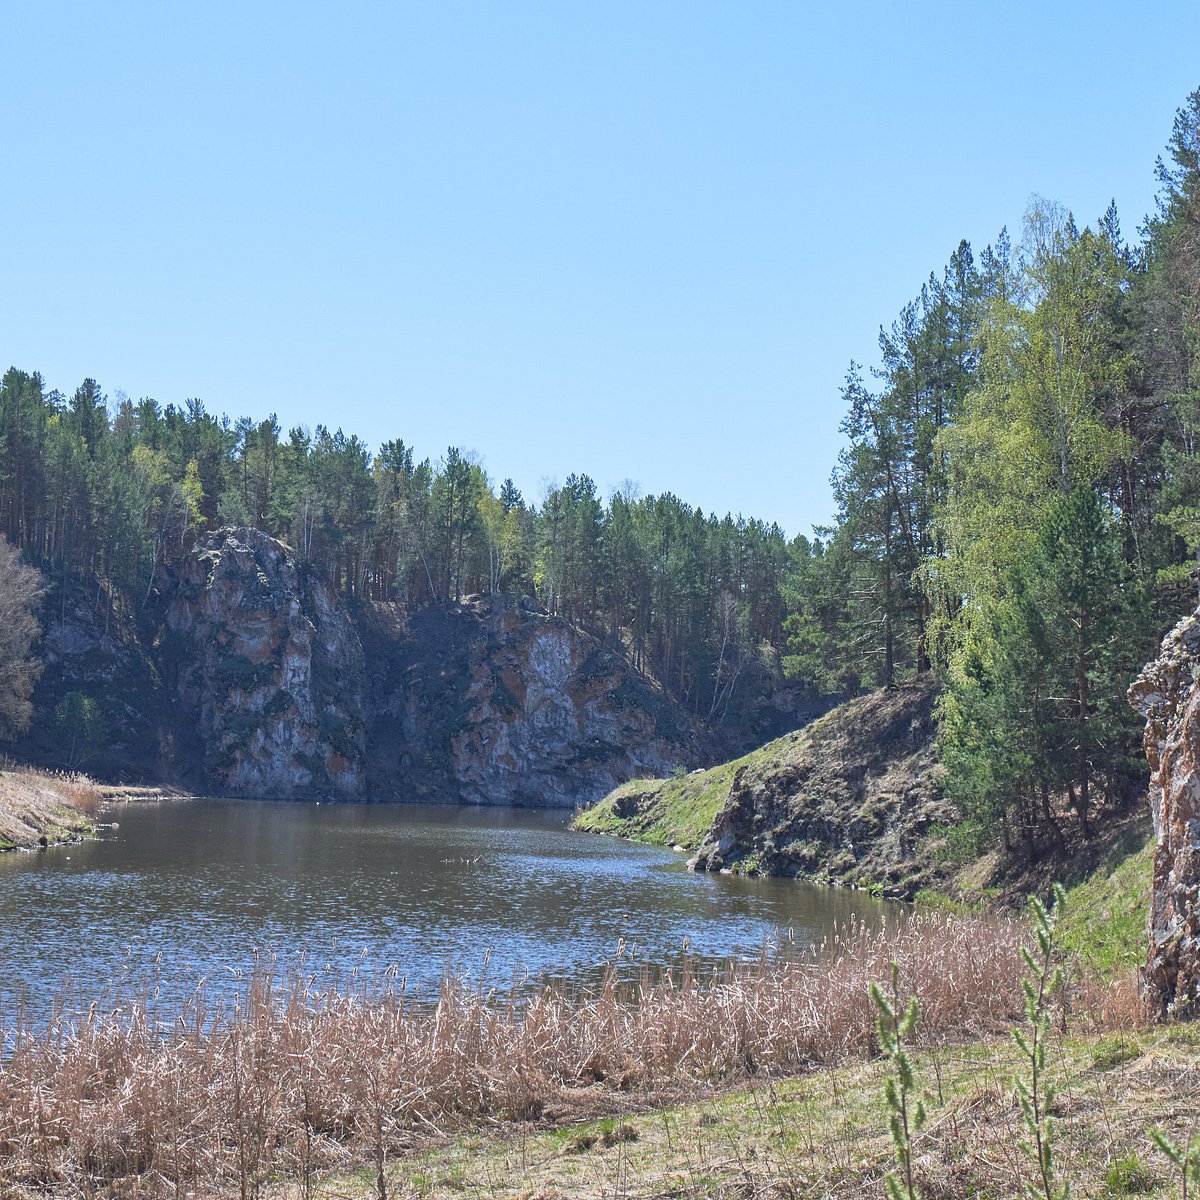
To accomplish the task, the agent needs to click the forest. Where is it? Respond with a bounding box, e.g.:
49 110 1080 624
2 88 1200 858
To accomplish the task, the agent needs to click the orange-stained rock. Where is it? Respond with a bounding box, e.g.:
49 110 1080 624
1128 608 1200 1019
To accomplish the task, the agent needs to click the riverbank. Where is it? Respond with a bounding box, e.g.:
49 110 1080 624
0 783 1162 1199
346 1021 1191 1199
575 681 951 899
0 762 100 850
97 783 197 803
0 911 1046 1197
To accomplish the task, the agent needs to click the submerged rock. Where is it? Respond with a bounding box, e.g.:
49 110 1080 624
1129 607 1200 1019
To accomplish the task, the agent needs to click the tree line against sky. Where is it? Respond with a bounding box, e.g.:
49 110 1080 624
2 87 1199 857
788 88 1200 855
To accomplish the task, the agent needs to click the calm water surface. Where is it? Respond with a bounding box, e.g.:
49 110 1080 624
0 799 890 1022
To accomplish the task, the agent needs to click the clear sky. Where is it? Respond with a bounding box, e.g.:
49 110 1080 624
3 2 1197 537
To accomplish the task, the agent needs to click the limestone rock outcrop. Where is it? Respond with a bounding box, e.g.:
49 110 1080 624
165 528 367 798
17 532 719 805
362 596 701 805
1129 607 1200 1019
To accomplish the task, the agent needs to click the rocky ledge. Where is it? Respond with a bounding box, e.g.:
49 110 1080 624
362 595 702 805
578 679 954 898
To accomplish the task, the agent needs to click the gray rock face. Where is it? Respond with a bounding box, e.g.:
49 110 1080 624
360 596 701 806
450 602 698 805
1129 607 1200 1019
165 528 367 798
20 533 712 805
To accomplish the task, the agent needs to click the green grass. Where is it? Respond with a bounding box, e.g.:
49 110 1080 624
574 728 811 850
574 761 739 848
910 887 985 916
1059 830 1154 977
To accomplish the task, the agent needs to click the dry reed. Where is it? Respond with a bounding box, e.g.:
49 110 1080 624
0 913 1061 1197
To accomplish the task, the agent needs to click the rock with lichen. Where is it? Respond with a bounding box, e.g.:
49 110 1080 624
1128 608 1200 1019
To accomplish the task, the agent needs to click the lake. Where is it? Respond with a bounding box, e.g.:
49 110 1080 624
0 798 890 1023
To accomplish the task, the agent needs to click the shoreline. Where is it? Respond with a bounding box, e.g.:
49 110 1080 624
98 783 198 804
0 763 100 851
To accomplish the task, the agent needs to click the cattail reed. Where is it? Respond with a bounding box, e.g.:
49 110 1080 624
0 912 1083 1197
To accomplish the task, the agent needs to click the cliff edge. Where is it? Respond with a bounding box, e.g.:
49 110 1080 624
164 528 368 799
360 595 702 805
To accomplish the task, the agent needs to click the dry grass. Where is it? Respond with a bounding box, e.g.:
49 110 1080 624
0 912 1128 1199
0 760 101 848
373 1023 1195 1200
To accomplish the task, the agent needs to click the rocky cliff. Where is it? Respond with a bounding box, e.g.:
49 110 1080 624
164 529 367 798
577 679 953 897
1128 607 1200 1019
17 529 705 805
359 595 701 805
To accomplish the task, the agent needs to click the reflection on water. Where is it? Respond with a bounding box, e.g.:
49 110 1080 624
0 799 892 1022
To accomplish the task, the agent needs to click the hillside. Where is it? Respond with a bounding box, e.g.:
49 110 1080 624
575 678 956 898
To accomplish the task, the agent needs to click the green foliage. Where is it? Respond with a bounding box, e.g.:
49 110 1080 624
869 961 927 1200
938 485 1149 855
1013 883 1068 1200
1150 1126 1200 1200
0 359 806 728
0 536 43 740
1090 1036 1142 1072
53 690 107 769
1103 1151 1155 1195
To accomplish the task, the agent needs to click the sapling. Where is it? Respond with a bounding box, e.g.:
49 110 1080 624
1014 882 1067 1200
1149 1124 1200 1200
869 960 926 1200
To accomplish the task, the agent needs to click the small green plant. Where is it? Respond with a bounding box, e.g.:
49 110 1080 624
1014 882 1067 1200
1090 1035 1141 1072
54 691 107 769
869 961 926 1200
1149 1125 1200 1200
1104 1151 1155 1195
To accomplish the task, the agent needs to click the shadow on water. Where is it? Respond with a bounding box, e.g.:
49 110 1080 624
0 798 895 1023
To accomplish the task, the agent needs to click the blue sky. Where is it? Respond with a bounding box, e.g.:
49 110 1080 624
3 2 1198 536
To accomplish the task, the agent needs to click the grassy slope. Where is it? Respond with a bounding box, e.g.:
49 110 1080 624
576 681 952 901
326 1023 1197 1199
0 764 99 849
1059 827 1155 976
573 735 790 849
